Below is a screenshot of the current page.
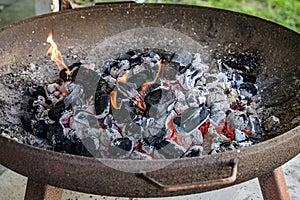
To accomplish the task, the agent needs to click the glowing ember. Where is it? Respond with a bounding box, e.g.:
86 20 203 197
220 122 234 140
46 32 70 71
198 120 210 138
167 118 183 146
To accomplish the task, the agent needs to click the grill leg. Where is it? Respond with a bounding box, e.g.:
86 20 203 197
258 166 290 200
24 179 63 200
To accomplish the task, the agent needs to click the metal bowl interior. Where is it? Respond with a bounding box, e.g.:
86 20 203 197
0 3 299 197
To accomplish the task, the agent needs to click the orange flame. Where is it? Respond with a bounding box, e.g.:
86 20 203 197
168 118 183 146
87 95 94 105
140 60 162 94
110 90 119 109
119 73 128 84
135 97 146 111
110 73 129 110
46 32 69 71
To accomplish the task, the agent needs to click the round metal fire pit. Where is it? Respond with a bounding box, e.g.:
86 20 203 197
0 3 299 197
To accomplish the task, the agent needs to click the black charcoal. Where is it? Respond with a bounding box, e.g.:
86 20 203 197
179 105 210 133
238 82 257 100
108 138 133 158
95 94 110 118
48 101 66 121
145 88 162 106
46 122 64 144
182 145 203 158
155 139 186 159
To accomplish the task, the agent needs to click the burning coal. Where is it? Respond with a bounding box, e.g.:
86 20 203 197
20 34 280 159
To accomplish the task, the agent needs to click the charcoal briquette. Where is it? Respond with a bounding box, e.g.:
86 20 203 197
74 67 100 96
54 139 73 153
173 116 181 127
238 82 257 100
180 106 210 133
171 49 193 67
123 122 142 138
27 85 47 98
130 56 143 67
182 146 203 158
227 111 249 131
95 94 110 117
107 138 133 158
48 101 66 121
239 73 256 83
20 115 33 132
142 135 163 147
155 140 185 159
96 78 114 96
59 62 81 81
46 122 64 144
125 50 136 56
77 138 94 156
144 88 162 106
33 120 49 138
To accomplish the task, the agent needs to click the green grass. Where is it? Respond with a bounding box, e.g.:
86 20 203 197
0 0 35 28
76 0 300 33
146 0 300 33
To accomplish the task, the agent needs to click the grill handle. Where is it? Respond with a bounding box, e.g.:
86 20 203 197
136 158 238 192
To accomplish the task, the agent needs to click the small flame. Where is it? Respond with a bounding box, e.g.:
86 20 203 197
140 60 162 94
87 95 94 105
168 118 183 146
135 97 146 111
119 73 128 84
109 73 129 110
110 90 119 109
46 32 70 71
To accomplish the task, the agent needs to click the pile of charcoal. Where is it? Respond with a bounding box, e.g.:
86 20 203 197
21 49 279 159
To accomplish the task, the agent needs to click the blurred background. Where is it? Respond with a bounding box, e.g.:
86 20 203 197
0 0 299 32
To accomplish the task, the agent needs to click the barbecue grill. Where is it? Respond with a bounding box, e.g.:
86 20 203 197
0 2 299 200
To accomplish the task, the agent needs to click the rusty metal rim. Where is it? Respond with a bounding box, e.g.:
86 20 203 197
0 124 299 170
1 3 299 35
8 124 300 158
0 125 299 196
